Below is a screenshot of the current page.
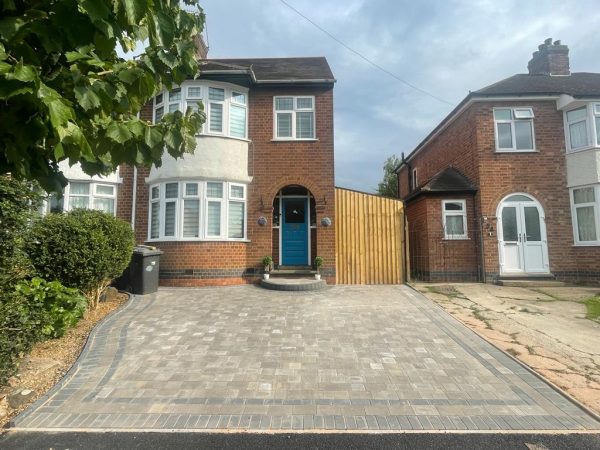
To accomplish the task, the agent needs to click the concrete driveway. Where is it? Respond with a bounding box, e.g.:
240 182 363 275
12 285 600 431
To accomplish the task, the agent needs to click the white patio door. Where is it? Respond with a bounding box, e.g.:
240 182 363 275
498 195 549 275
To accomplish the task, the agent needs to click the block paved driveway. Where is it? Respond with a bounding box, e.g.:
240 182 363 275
14 285 600 431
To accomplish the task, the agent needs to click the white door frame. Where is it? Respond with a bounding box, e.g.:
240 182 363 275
496 193 550 275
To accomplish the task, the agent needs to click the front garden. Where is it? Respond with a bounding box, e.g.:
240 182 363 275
0 175 135 422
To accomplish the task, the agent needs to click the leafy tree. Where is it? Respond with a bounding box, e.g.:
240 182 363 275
0 0 206 192
376 155 400 198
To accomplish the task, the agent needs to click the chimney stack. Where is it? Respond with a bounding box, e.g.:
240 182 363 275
527 38 570 76
194 34 209 60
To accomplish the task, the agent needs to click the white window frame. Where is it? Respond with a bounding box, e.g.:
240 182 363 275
181 182 201 239
570 184 600 246
147 180 248 242
412 168 418 190
493 107 536 152
152 81 248 140
565 106 591 152
273 95 316 140
442 199 468 240
46 181 117 216
594 103 600 147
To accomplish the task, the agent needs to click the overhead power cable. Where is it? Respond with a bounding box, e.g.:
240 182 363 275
278 0 454 106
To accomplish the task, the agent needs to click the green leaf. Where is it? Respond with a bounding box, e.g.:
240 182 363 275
0 42 6 60
154 10 175 47
106 122 132 144
74 85 101 110
121 0 147 25
39 84 75 129
117 67 141 84
0 61 11 73
10 61 38 83
78 0 111 22
144 126 162 148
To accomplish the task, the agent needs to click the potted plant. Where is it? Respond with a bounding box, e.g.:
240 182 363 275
313 256 324 280
262 256 273 280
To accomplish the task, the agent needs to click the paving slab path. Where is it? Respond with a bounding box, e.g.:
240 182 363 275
12 285 600 431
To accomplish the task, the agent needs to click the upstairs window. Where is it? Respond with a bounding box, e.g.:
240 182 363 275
566 107 589 151
274 96 315 140
494 108 535 152
411 169 418 191
442 200 468 239
153 82 248 139
595 104 600 146
570 185 600 245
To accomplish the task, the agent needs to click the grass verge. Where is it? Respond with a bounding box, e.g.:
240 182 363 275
583 295 600 322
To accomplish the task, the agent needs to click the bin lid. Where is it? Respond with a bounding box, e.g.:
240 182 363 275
133 245 164 256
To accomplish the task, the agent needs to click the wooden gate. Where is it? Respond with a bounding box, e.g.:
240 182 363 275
335 187 405 284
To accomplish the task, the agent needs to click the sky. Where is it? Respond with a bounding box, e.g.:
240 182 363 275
199 0 600 192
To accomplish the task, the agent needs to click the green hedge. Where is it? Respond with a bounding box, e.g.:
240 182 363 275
0 278 87 383
26 209 135 307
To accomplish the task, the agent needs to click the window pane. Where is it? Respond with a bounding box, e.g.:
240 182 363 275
168 103 180 113
596 104 600 114
596 117 600 145
523 206 541 241
187 100 202 113
185 183 198 196
497 123 513 148
285 200 305 224
494 109 512 121
228 201 244 238
515 121 534 149
49 194 64 213
502 206 518 241
576 206 598 241
567 107 587 122
183 199 200 237
574 187 595 204
506 194 533 202
93 197 115 214
230 185 244 199
155 106 164 121
207 182 223 198
150 202 160 239
230 104 246 138
155 93 163 105
513 108 534 119
164 201 176 236
70 196 89 209
210 103 223 132
188 86 202 98
232 92 246 105
165 182 178 198
444 202 464 211
275 97 293 111
208 87 224 101
207 201 221 236
296 112 314 139
151 186 159 199
445 216 465 237
70 183 89 195
169 88 181 101
96 185 114 196
277 112 292 137
569 121 588 148
296 97 313 109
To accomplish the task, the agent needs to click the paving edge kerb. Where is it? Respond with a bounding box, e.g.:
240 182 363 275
406 283 600 425
8 292 137 428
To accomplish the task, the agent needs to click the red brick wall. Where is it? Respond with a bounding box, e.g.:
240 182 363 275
118 84 337 286
400 99 600 283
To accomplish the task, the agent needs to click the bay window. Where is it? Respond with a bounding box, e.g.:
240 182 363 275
494 107 535 152
153 82 247 140
274 96 315 140
570 185 600 245
565 104 600 152
148 181 247 241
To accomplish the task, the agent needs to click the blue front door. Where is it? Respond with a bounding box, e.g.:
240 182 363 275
282 198 309 265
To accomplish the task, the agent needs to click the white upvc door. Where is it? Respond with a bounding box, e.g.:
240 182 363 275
498 197 549 275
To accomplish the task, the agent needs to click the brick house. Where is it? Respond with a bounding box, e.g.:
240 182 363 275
50 47 337 286
397 39 600 284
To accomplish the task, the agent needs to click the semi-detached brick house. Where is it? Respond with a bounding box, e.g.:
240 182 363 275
397 39 600 284
50 47 337 286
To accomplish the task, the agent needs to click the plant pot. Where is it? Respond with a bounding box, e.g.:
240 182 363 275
315 274 321 280
263 274 270 280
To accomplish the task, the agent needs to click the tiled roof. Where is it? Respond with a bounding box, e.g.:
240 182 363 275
199 57 335 83
404 167 477 202
474 72 600 97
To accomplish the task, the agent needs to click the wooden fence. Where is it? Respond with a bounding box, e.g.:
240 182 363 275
335 187 405 284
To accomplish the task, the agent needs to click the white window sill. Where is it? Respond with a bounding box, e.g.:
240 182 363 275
566 145 600 155
572 242 600 247
271 138 319 142
442 237 470 241
195 133 250 143
495 149 538 153
146 238 251 243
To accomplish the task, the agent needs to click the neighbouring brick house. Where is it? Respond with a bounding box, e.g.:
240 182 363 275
49 44 337 286
397 39 600 284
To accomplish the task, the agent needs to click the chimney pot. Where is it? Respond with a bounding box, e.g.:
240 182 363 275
554 40 561 45
544 38 553 45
